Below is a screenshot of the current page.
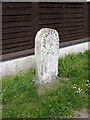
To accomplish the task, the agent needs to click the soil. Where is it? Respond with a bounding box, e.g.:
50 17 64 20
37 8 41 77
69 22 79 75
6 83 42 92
35 77 70 94
72 108 89 119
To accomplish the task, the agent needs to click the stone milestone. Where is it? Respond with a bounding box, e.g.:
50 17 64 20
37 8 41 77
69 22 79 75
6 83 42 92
35 28 59 84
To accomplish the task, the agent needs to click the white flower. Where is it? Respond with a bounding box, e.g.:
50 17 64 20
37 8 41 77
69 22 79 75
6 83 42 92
73 86 76 89
74 84 76 86
78 88 80 90
87 80 89 83
77 88 82 93
77 91 80 93
80 89 82 91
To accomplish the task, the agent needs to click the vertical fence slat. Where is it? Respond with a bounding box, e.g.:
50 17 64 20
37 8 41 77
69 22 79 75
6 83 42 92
88 2 90 37
83 2 87 38
32 2 39 48
62 2 65 43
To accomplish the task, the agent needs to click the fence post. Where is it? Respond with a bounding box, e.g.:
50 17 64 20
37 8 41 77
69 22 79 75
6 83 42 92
83 2 88 38
62 2 65 43
32 2 39 48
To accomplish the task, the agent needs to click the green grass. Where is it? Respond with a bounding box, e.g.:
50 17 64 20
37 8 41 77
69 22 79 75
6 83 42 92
2 50 89 118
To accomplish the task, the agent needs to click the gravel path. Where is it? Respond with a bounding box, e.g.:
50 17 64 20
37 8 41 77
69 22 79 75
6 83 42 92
71 108 89 118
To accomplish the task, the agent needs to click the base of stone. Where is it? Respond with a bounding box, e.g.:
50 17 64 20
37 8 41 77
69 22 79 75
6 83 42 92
34 76 58 85
34 76 70 94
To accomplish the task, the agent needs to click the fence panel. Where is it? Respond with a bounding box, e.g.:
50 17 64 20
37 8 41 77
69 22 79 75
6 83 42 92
2 2 33 56
2 2 89 61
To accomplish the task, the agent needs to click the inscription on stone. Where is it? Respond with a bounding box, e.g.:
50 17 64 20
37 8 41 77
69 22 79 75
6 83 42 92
35 28 59 84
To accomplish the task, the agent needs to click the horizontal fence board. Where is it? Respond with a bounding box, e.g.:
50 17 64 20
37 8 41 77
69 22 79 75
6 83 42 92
39 3 63 8
38 23 63 28
84 33 88 37
65 22 82 27
39 19 63 25
2 44 33 54
54 28 63 33
53 27 62 31
65 18 83 23
2 36 32 45
63 33 82 38
63 35 83 41
2 26 32 34
39 17 63 20
39 2 62 4
59 38 88 47
3 40 33 50
2 8 32 15
65 2 82 4
2 21 32 29
2 2 32 8
39 14 63 19
65 4 82 8
2 15 32 22
39 7 63 10
3 31 32 40
65 26 82 31
2 48 34 61
64 29 82 35
65 8 83 13
65 14 83 18
39 9 63 14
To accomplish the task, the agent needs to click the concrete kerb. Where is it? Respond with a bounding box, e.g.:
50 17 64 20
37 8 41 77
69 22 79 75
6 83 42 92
0 55 35 79
0 42 89 79
59 42 89 58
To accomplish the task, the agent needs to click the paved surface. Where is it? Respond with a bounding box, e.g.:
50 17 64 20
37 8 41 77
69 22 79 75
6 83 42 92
71 108 89 118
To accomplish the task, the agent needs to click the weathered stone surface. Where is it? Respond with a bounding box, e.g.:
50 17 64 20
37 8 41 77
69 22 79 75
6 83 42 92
35 28 59 84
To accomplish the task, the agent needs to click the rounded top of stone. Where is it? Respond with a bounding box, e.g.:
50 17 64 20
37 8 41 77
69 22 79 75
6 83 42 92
42 28 58 34
35 28 59 42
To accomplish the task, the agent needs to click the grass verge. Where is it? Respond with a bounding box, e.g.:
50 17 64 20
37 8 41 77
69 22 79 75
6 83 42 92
2 50 89 118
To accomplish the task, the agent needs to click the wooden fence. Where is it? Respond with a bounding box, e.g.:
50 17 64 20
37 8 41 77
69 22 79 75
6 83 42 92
2 2 89 60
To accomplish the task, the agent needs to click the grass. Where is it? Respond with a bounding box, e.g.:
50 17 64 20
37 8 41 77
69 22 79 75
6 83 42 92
2 50 89 118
